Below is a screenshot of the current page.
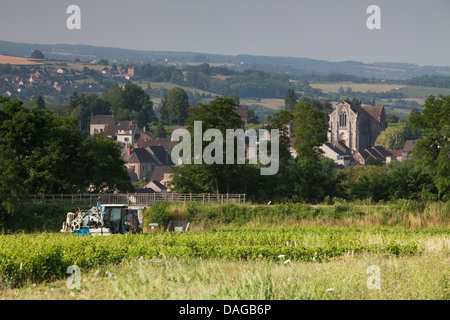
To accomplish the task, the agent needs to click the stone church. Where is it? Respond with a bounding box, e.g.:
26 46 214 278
327 99 387 152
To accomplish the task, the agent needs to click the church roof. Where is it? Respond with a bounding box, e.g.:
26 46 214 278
360 105 384 121
333 100 384 122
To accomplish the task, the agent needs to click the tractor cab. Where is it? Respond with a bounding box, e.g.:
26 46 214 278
101 204 142 234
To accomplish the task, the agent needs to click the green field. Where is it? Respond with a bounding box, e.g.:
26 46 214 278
398 85 450 98
309 82 405 93
0 201 448 300
309 82 450 98
0 225 448 299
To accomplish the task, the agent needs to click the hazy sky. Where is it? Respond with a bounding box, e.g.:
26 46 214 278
1 0 449 66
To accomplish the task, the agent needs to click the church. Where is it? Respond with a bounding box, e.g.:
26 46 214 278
327 99 387 152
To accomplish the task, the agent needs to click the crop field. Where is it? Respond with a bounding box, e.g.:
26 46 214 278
0 224 448 299
0 202 448 299
241 98 284 110
0 54 44 65
397 85 450 98
309 82 405 93
309 82 450 98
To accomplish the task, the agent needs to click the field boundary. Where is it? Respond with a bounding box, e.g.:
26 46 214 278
25 193 246 206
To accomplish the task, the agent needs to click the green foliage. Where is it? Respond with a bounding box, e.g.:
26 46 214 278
143 201 172 228
171 97 245 195
0 202 89 233
102 83 155 128
284 88 298 111
80 134 134 193
293 102 328 161
30 50 45 59
166 87 189 125
375 127 405 152
154 122 167 138
0 96 133 213
0 225 437 288
0 97 84 194
410 95 450 200
264 109 293 164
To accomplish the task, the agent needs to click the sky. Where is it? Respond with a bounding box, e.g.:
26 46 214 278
1 0 449 66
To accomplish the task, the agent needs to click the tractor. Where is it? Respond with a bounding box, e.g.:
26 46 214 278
61 204 142 235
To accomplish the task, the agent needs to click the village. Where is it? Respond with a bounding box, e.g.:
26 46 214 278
86 98 418 195
2 64 138 96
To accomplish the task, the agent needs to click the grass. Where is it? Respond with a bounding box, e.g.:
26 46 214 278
143 201 450 231
1 249 448 300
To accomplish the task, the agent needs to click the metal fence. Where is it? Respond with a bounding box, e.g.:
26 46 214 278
27 193 246 207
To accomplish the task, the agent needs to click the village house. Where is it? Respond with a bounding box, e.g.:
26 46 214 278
89 115 116 136
101 68 112 78
135 136 177 151
127 66 135 77
122 147 156 182
121 146 173 182
387 139 418 164
57 67 69 74
144 180 167 193
353 146 392 165
116 120 140 146
320 142 353 167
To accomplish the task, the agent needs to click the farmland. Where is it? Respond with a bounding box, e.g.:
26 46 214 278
0 54 44 65
0 201 448 300
309 82 450 98
0 226 448 299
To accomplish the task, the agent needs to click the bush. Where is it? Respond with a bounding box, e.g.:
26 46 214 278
0 202 89 233
142 201 172 228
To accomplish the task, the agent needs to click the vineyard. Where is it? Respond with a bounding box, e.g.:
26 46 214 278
1 225 448 289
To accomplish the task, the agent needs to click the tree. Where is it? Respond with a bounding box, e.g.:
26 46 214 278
365 156 383 166
247 108 259 124
284 89 297 111
0 96 133 198
409 95 450 200
159 96 169 125
290 102 330 202
0 97 84 194
36 95 46 110
401 108 422 141
166 87 189 125
293 103 328 161
102 83 155 128
265 109 293 164
170 97 243 195
374 127 405 152
68 92 80 110
154 121 167 138
31 50 45 59
386 113 400 123
80 134 134 193
229 93 240 106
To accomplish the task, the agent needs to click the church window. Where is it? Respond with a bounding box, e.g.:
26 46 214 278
339 109 347 127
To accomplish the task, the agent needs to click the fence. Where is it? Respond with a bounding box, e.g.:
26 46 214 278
27 193 246 207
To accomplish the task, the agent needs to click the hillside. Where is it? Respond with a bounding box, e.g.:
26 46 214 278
1 48 450 119
2 40 450 80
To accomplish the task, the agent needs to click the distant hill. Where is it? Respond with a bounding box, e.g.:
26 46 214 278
1 40 450 80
